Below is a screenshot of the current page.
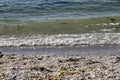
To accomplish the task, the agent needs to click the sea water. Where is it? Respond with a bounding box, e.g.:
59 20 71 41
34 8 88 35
0 0 120 21
0 0 120 47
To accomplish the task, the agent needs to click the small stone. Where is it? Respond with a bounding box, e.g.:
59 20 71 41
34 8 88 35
8 56 15 59
46 56 51 59
80 77 86 80
30 66 52 72
0 61 4 64
87 60 100 65
66 58 79 62
12 76 17 80
58 60 64 63
39 67 46 71
23 63 27 65
0 52 4 58
115 77 120 80
37 56 43 60
30 66 40 71
115 56 120 63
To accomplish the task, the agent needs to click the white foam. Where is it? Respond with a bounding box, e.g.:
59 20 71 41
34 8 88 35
96 22 120 26
0 33 120 47
109 23 120 26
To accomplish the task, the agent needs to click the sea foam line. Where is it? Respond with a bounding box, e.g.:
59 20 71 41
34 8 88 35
0 33 120 47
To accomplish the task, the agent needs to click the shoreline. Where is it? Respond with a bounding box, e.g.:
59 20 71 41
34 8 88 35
1 33 120 47
0 44 120 55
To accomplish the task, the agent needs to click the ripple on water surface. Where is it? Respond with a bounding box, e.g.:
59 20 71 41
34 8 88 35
0 0 120 21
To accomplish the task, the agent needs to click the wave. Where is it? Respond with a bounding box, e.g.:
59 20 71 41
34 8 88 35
0 33 120 47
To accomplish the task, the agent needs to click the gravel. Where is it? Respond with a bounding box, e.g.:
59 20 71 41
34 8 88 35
0 53 120 80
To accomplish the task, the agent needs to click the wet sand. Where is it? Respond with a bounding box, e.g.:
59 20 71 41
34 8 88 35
1 45 120 55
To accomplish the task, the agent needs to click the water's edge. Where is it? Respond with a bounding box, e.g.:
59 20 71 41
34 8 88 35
1 45 120 55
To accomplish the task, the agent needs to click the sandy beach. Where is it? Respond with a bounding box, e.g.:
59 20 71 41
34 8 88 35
0 0 120 80
0 16 120 79
0 52 120 80
0 16 120 80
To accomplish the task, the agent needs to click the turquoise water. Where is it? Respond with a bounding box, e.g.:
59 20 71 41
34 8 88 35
0 0 120 21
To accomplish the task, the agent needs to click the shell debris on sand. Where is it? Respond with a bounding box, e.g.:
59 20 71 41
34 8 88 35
0 54 120 80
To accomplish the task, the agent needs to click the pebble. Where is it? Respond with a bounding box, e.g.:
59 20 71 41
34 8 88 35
0 52 4 58
115 56 120 63
0 54 120 80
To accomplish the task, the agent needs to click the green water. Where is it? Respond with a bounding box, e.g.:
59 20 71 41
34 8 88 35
0 16 120 36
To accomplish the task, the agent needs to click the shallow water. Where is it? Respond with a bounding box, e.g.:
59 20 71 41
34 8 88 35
1 45 120 55
0 0 120 21
0 1 120 56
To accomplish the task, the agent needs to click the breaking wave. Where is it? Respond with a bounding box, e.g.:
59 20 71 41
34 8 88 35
0 33 120 47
